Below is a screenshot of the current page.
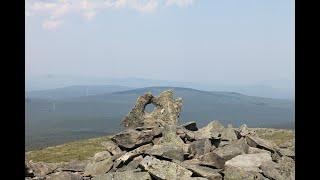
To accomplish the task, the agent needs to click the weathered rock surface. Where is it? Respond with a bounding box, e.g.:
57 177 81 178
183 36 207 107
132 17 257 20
188 138 213 158
213 138 249 161
92 170 152 180
246 135 276 153
46 172 83 180
122 90 182 128
195 121 225 139
84 157 114 176
139 156 193 179
101 141 122 155
225 152 272 172
223 166 265 180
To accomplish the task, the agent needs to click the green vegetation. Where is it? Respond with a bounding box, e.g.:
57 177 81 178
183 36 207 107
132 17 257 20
26 136 111 163
255 128 294 146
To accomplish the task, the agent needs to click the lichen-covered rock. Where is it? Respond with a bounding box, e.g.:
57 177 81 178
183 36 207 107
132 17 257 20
195 121 225 139
180 161 222 180
221 127 237 141
139 156 193 179
92 170 152 180
122 90 183 129
225 152 272 172
111 128 160 149
116 155 144 172
60 160 89 172
112 143 153 169
188 139 213 158
223 166 265 180
84 157 114 176
245 135 276 153
28 162 58 178
198 152 226 169
46 172 82 180
213 138 249 161
260 156 295 180
146 144 185 161
276 148 295 159
93 151 112 162
101 141 122 155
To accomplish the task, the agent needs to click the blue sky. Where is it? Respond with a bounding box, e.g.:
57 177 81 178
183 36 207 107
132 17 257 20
25 0 294 86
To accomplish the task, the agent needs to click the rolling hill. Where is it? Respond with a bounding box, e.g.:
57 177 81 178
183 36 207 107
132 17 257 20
25 86 294 150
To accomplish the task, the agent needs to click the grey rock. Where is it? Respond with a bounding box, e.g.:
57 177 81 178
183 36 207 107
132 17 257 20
92 170 152 180
225 152 272 172
113 143 153 169
246 135 276 153
122 90 183 128
116 155 144 172
28 162 58 178
93 151 112 162
221 127 238 141
213 138 249 161
180 161 222 180
224 166 265 180
60 160 90 172
195 121 225 139
139 156 193 179
84 157 114 176
101 141 122 155
188 139 213 158
111 128 160 149
276 148 295 159
146 144 185 161
198 152 226 169
46 172 82 180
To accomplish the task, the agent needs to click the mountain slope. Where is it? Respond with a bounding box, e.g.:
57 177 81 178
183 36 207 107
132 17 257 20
25 87 294 150
26 85 133 99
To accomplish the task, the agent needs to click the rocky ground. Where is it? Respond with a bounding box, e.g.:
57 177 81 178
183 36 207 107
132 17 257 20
25 90 295 180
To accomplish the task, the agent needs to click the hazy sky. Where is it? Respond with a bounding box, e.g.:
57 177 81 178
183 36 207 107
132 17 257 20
25 0 294 85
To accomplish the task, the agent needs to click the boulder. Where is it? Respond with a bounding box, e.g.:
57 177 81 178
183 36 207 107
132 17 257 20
116 155 144 172
113 143 153 169
225 152 272 172
60 160 90 172
198 152 226 169
245 135 276 153
276 148 295 159
111 128 160 149
180 161 222 180
221 127 238 141
84 157 114 176
213 138 249 161
260 161 287 180
146 144 185 161
188 139 213 158
28 162 58 178
139 156 193 179
195 121 225 139
92 170 152 180
46 172 82 180
121 90 183 128
223 166 265 180
101 141 122 155
93 151 112 162
235 124 251 137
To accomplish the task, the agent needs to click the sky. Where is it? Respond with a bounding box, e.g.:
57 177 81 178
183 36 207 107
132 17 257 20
25 0 295 86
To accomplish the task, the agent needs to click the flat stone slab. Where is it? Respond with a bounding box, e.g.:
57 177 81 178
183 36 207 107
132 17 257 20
225 152 272 172
139 156 193 180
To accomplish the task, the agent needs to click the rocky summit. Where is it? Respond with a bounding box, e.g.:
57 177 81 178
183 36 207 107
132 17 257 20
25 90 295 180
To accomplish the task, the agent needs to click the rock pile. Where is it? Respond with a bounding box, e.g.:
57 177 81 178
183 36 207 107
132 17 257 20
25 90 295 180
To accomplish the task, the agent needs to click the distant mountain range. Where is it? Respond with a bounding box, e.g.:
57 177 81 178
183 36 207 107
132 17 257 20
25 86 294 150
26 75 294 99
